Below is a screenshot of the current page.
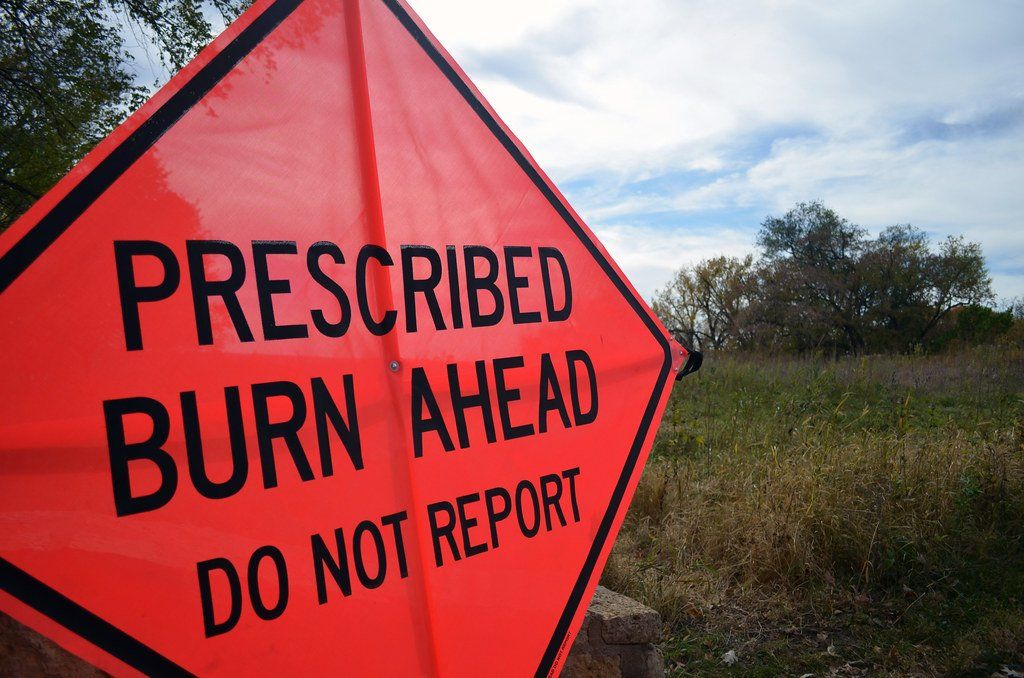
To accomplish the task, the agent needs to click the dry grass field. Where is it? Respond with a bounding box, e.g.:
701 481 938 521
603 347 1024 676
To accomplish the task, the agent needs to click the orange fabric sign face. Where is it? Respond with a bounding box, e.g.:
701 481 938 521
0 0 682 674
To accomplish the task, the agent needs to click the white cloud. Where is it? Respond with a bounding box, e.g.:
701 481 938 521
417 1 1022 172
594 224 755 301
412 0 1024 299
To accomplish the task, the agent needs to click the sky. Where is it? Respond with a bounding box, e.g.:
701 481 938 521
126 0 1024 302
408 0 1024 302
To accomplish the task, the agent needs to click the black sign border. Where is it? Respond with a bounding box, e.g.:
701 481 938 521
0 0 673 675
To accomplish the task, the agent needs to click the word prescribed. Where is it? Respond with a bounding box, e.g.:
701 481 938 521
113 241 573 350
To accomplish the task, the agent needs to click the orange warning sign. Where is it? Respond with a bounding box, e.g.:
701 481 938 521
0 0 688 674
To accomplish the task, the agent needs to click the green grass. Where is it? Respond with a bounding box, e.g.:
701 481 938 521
602 346 1024 676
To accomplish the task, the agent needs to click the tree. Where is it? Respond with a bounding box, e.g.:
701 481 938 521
918 235 993 342
651 255 756 351
653 202 996 355
999 297 1024 347
860 225 932 350
947 305 1013 346
651 270 700 350
756 202 873 353
1 0 249 230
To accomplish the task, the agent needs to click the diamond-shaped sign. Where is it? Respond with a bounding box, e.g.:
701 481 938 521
0 0 686 674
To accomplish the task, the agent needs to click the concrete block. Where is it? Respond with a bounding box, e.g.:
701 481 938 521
563 586 664 678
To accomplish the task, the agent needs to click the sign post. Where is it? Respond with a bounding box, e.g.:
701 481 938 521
0 0 692 674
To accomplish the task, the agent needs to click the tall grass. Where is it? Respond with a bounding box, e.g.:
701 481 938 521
603 347 1024 674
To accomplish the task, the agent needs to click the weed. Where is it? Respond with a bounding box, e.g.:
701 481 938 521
604 346 1024 675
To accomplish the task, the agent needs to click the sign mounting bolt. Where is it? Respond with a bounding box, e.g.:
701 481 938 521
389 360 400 372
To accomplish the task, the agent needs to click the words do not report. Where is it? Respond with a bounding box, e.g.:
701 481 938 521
196 466 583 638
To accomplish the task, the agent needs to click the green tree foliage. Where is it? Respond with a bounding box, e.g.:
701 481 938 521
756 203 873 352
931 305 1015 349
0 0 249 230
656 201 1000 354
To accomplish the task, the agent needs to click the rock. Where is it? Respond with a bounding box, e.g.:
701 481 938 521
564 652 623 678
721 649 738 666
587 586 662 646
0 612 103 677
563 586 664 678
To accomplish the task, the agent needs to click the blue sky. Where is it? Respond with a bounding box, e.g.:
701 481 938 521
125 0 1024 302
412 0 1024 301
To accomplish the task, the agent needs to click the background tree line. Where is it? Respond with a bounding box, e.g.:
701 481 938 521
653 201 1019 354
